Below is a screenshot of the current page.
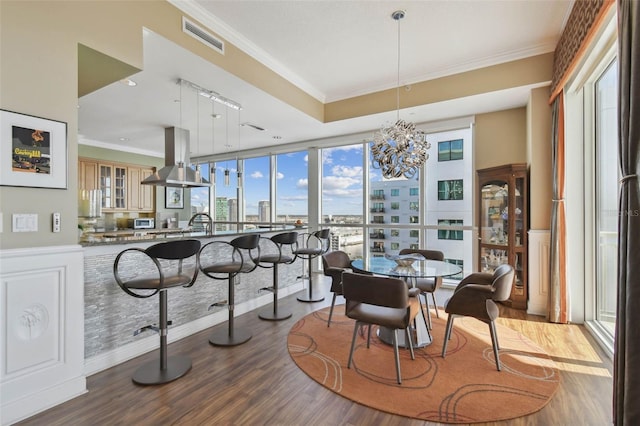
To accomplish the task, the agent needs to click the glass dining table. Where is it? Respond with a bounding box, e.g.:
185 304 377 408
350 256 462 348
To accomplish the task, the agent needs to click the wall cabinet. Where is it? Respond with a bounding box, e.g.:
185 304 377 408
127 166 155 212
78 158 155 212
477 163 528 309
79 159 98 191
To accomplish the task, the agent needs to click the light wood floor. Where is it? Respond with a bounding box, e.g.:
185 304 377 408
17 275 613 426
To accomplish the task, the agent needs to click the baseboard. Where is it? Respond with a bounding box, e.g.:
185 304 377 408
84 281 304 376
1 376 86 426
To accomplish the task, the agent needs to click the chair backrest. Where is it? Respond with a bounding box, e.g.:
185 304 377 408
491 264 515 301
342 271 408 310
271 231 299 246
231 234 260 250
399 248 444 261
146 239 201 260
322 250 351 273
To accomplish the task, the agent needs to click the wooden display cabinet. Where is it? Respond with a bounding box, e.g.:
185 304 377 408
477 163 528 309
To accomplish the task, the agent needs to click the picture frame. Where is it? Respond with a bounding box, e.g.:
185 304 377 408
165 187 184 209
1 109 68 189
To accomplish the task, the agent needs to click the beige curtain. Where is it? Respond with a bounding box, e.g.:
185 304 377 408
548 92 568 324
614 0 640 423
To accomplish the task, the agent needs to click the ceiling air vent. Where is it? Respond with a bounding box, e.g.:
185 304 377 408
240 122 267 132
182 17 224 55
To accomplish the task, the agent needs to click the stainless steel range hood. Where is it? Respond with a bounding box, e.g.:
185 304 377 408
141 127 211 188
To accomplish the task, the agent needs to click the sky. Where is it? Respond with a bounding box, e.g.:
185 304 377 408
189 143 373 217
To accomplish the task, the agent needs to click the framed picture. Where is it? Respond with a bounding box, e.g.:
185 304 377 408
165 187 184 209
0 109 68 189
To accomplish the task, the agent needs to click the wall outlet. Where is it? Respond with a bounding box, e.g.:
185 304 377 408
53 212 61 232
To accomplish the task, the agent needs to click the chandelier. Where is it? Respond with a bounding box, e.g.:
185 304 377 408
371 10 430 179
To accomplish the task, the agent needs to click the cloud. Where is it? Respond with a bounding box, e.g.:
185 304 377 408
331 164 362 178
276 172 284 180
250 170 264 178
297 178 308 189
323 175 361 191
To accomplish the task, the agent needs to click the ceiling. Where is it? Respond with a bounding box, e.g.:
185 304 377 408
77 0 573 159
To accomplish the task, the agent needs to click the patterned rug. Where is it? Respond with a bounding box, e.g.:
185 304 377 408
287 306 560 423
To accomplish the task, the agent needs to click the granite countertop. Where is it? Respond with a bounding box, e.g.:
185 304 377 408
79 225 303 246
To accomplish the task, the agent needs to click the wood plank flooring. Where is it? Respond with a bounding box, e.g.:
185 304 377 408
16 275 613 425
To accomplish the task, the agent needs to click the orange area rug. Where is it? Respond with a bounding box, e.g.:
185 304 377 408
287 306 559 423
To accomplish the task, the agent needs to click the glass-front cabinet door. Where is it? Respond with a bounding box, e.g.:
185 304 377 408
477 164 528 309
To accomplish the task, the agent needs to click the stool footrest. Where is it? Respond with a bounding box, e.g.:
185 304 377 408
133 322 172 336
259 286 275 293
208 300 228 310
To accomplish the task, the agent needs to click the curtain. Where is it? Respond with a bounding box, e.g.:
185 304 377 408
548 92 568 324
614 0 640 423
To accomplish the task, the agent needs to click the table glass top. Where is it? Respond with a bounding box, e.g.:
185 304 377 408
351 257 462 279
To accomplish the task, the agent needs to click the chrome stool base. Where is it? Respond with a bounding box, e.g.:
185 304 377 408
297 293 325 303
209 328 252 346
258 309 292 321
132 355 192 386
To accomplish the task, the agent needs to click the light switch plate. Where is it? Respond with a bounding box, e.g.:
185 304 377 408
12 214 38 232
53 212 61 232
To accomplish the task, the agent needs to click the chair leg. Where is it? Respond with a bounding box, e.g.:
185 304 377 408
422 293 433 330
418 294 431 331
489 321 502 371
297 257 325 303
347 322 360 369
259 264 293 321
209 274 252 346
405 327 415 360
132 290 191 385
327 293 337 327
431 292 440 318
366 323 372 348
441 315 454 358
392 330 402 384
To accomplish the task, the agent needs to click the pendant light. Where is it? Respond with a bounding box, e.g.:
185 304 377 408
371 10 430 179
210 100 216 185
236 109 243 188
224 110 230 186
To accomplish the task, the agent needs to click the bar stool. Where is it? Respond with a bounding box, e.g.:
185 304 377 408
256 231 298 321
113 239 201 385
198 234 261 346
294 228 330 303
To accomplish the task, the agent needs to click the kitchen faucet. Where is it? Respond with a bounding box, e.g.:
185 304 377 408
188 212 213 235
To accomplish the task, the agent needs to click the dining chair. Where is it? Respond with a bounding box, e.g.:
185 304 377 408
441 264 515 371
113 239 201 385
321 250 352 327
399 248 444 329
342 271 421 384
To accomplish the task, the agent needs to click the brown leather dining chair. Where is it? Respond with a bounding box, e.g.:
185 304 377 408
399 248 444 330
321 250 352 327
342 271 421 384
441 264 515 371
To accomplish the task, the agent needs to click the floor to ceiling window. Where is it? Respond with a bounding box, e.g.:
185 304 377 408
594 59 618 338
565 11 617 354
275 151 308 223
320 144 364 260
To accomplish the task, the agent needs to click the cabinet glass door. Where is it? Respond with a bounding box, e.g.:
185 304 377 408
99 165 112 208
480 180 508 272
115 166 126 209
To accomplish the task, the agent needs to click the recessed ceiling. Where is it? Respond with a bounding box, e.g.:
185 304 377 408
77 0 572 158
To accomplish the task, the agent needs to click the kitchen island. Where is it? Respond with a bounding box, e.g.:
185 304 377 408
83 225 307 375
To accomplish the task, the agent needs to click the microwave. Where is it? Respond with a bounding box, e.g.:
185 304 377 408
128 218 155 229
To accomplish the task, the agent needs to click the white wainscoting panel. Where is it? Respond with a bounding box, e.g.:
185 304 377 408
0 245 86 425
528 230 551 316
